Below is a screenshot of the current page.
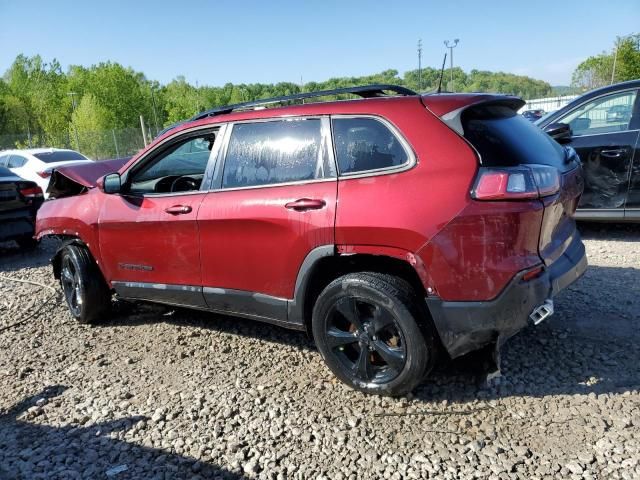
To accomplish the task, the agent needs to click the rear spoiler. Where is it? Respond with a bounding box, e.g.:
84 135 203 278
421 94 525 135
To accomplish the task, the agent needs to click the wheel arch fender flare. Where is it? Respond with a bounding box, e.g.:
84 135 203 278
51 237 103 282
287 244 433 329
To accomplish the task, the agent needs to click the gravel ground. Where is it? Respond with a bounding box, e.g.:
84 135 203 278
0 224 639 480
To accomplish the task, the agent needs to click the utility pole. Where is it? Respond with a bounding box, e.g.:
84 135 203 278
67 92 80 150
417 39 423 91
150 87 159 135
444 39 460 91
140 115 148 147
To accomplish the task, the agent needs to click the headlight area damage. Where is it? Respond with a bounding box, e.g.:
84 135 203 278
47 158 130 199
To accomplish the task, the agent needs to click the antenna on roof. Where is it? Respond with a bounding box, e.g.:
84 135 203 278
437 53 447 94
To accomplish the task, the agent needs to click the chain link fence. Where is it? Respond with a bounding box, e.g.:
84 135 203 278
0 127 157 161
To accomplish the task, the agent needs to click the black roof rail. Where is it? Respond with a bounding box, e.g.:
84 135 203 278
191 84 417 121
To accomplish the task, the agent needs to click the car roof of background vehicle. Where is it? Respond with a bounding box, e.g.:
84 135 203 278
0 147 81 156
538 79 640 127
576 79 640 99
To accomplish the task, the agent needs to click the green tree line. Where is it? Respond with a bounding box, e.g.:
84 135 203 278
572 33 640 90
1 33 636 156
0 54 554 155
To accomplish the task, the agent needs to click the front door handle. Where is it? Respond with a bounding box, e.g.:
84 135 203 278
165 205 192 215
284 198 326 211
600 148 625 158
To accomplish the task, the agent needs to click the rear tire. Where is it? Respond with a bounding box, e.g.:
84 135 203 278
59 245 111 324
312 272 434 396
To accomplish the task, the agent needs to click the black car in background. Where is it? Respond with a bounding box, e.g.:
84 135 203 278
522 109 545 121
538 79 640 222
0 166 44 249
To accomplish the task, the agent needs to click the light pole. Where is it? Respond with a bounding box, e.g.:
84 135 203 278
417 39 423 91
67 92 80 150
444 39 460 91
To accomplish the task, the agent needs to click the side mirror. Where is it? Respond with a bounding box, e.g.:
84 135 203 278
101 173 122 194
544 122 572 143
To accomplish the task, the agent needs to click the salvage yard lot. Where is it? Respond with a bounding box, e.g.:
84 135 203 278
1 224 639 479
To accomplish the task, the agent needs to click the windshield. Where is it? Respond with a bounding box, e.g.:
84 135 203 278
33 150 89 163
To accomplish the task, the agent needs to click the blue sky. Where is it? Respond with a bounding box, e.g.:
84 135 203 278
1 0 638 87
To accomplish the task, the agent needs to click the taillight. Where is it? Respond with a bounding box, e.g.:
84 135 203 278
37 171 51 178
19 186 44 198
471 164 560 201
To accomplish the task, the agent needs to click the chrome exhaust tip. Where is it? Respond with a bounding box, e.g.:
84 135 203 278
529 299 554 326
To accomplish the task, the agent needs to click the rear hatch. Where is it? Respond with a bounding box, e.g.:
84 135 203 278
446 99 584 266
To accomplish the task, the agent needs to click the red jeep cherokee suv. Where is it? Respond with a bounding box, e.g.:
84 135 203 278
36 85 587 396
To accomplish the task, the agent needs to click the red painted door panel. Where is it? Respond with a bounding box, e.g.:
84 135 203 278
98 193 206 286
198 181 336 299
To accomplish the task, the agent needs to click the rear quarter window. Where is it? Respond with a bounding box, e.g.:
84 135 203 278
7 155 28 168
332 117 409 174
462 105 567 169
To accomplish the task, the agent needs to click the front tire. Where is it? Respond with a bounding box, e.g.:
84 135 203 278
59 245 112 324
312 272 434 396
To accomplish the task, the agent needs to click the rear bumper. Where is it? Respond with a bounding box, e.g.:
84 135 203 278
426 235 588 358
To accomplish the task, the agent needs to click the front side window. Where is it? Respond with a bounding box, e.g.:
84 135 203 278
0 155 9 167
332 117 409 174
558 90 637 136
129 133 216 194
7 155 27 168
222 119 329 189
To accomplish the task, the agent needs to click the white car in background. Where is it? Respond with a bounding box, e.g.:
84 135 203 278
0 148 93 198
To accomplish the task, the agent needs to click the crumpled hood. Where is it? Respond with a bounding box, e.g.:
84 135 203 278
47 157 130 199
53 157 130 188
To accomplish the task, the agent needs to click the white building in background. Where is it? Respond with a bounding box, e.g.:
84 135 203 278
518 95 579 114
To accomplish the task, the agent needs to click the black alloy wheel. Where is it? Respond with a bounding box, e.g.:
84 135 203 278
58 244 112 324
312 272 434 396
326 296 407 384
61 254 84 318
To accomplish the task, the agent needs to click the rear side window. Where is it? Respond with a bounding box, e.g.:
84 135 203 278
332 117 409 174
33 150 88 163
462 105 566 169
7 155 27 168
222 119 330 188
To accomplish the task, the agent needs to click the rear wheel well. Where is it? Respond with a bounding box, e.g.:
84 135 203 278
303 254 429 334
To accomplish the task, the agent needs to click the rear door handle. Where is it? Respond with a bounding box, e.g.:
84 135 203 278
165 205 192 215
600 148 625 158
284 198 326 211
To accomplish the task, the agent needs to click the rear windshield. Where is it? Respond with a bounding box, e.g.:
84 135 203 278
462 105 567 169
33 150 88 163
